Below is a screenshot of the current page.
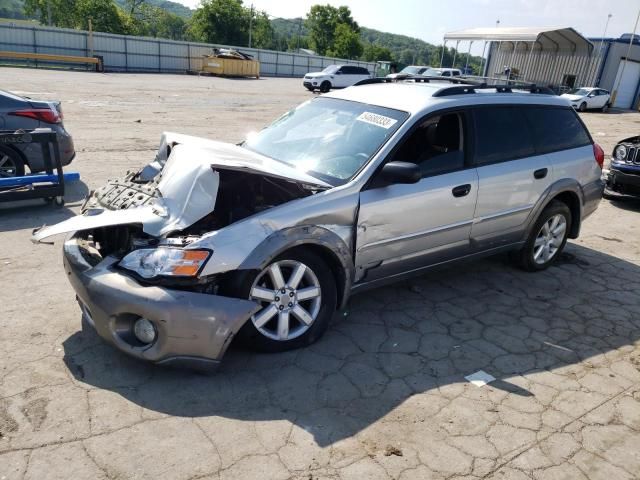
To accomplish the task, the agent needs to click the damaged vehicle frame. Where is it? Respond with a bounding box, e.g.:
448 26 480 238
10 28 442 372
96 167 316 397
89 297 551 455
33 82 604 369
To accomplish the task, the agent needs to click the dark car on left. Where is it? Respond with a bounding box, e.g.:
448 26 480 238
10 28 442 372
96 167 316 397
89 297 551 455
0 89 75 177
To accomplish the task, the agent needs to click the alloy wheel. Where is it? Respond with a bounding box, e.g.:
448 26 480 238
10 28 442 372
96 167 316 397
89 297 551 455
249 260 322 341
533 214 567 265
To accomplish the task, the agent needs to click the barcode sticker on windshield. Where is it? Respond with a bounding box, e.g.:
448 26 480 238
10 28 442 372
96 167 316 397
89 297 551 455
356 112 398 129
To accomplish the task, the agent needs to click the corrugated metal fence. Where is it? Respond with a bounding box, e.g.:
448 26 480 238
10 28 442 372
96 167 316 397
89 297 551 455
485 42 606 90
0 23 377 76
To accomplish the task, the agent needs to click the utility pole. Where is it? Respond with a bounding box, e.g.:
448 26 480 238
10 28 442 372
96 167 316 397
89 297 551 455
611 8 640 107
47 0 52 26
248 3 254 48
594 13 612 84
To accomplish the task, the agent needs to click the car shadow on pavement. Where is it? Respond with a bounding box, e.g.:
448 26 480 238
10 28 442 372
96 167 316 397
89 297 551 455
606 196 640 213
62 242 640 447
0 179 88 232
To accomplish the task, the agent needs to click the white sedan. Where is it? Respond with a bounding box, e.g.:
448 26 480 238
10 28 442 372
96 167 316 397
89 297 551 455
561 87 611 112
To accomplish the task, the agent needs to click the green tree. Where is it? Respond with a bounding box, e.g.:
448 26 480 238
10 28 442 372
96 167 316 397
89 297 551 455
362 43 393 62
75 0 128 33
305 4 359 56
327 23 362 59
250 11 274 49
188 0 248 45
23 0 76 27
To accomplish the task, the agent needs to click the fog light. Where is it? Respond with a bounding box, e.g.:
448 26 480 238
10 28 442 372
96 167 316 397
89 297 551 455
133 318 157 344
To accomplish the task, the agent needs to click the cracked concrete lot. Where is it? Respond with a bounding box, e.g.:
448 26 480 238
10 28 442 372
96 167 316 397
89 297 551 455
1 69 640 480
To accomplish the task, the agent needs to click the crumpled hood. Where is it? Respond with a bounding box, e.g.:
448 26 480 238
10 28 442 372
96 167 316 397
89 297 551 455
32 133 330 243
141 132 330 188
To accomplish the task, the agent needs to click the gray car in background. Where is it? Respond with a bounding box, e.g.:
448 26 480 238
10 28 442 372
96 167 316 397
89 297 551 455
0 89 75 177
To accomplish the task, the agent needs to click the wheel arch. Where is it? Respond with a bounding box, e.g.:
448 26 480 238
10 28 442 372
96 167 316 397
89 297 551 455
237 225 354 310
551 190 581 238
524 180 584 241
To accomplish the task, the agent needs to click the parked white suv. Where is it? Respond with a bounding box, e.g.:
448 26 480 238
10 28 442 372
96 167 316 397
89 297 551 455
303 65 372 92
34 78 604 369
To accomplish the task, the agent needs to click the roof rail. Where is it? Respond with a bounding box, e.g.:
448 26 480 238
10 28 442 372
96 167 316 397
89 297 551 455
432 84 556 97
353 75 482 87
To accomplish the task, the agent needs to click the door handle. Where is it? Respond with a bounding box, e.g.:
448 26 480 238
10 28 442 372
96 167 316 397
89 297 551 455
534 168 548 179
452 184 471 197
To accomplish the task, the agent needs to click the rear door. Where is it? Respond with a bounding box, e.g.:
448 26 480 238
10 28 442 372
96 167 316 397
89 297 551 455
470 106 553 248
523 106 595 187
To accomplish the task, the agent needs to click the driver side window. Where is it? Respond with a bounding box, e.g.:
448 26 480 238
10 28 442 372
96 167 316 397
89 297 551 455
391 112 466 177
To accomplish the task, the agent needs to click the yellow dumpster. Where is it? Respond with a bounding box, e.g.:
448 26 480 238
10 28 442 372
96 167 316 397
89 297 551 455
201 49 260 79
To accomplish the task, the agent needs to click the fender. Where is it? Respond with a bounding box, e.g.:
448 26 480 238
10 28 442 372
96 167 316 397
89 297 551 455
522 178 584 241
238 225 355 309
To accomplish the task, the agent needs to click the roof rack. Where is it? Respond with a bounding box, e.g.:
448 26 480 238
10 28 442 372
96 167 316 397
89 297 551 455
353 75 479 87
353 76 555 96
432 84 555 97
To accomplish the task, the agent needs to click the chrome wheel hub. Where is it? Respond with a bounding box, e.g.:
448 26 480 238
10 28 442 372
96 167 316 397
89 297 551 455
249 260 322 341
533 214 567 265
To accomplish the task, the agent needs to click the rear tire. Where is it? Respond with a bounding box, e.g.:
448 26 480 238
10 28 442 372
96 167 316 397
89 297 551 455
320 81 331 93
601 103 610 113
0 146 26 178
515 201 572 272
233 249 337 353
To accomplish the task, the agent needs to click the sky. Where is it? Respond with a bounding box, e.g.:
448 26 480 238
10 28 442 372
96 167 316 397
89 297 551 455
174 0 640 50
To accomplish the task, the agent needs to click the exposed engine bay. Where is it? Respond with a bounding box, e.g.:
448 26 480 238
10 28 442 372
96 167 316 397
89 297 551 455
80 169 314 261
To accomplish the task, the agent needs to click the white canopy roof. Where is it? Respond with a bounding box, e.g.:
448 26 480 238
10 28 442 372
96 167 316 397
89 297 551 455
444 27 593 52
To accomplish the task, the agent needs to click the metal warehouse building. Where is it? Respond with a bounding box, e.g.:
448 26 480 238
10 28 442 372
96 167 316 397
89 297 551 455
443 27 640 110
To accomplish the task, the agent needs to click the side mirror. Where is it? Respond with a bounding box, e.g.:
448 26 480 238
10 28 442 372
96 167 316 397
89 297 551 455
380 161 421 184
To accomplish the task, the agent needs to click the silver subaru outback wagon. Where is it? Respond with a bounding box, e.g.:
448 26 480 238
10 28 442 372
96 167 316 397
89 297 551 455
34 79 604 369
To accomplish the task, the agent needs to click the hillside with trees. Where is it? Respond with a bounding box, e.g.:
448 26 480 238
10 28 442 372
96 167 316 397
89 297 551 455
3 0 482 72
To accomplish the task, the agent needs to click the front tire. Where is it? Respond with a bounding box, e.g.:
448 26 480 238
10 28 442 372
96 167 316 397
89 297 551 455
516 201 571 272
0 146 26 178
320 81 331 93
235 250 337 352
579 102 587 112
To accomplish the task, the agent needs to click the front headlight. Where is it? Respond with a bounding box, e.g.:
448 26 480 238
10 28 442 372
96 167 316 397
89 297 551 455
614 145 627 161
119 248 210 279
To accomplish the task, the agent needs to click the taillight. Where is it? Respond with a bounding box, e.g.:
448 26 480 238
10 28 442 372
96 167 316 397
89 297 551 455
593 143 604 169
9 108 61 124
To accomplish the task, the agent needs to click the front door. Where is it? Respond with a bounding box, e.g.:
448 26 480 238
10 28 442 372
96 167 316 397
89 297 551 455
355 111 478 284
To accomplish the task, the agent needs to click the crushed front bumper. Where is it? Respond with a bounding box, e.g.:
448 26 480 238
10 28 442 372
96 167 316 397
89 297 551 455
63 237 261 370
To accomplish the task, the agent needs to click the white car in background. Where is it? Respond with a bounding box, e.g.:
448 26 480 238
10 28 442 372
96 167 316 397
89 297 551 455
561 87 611 112
386 65 430 79
424 67 462 77
303 65 372 93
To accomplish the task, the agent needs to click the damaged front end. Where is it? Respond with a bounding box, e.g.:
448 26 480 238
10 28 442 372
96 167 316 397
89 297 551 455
33 133 330 368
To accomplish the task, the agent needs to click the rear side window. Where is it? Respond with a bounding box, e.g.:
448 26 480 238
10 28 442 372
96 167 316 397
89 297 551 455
472 107 536 165
523 107 591 154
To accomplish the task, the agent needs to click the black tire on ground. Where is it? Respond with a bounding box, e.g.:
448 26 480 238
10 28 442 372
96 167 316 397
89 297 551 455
232 249 337 353
515 200 572 272
601 103 610 113
579 102 587 112
320 81 331 93
0 145 26 177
